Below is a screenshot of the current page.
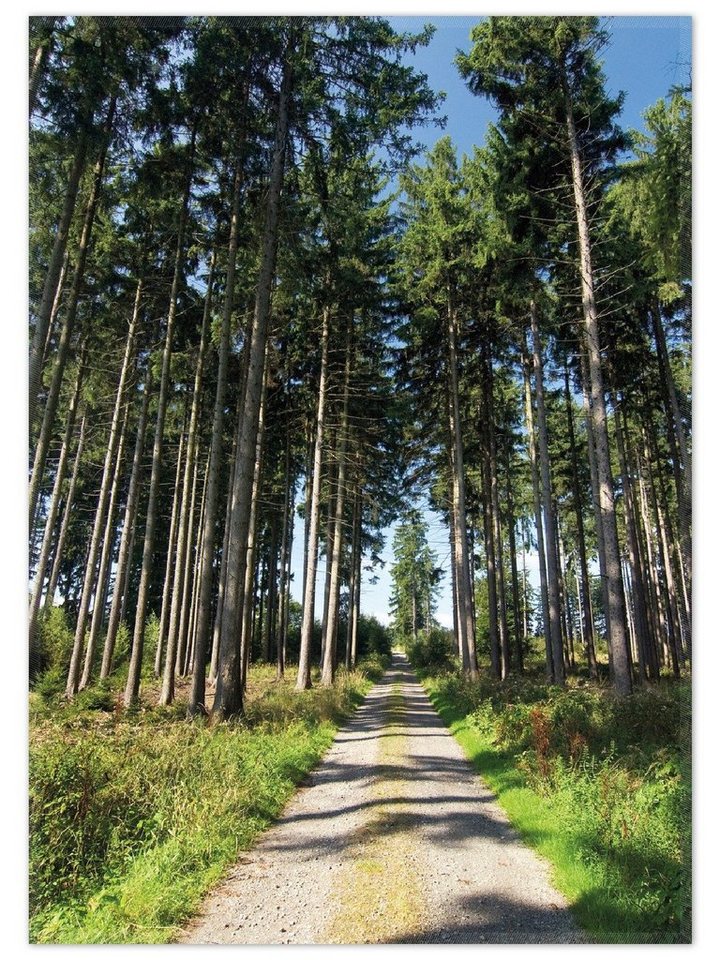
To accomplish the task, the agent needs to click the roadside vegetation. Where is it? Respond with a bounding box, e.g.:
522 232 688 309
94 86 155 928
30 610 390 944
407 634 691 944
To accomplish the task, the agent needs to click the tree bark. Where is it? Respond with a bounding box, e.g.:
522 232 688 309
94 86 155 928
321 317 352 685
28 352 85 668
79 399 130 688
212 57 291 717
447 290 477 677
100 350 154 678
124 129 196 708
529 305 564 684
29 99 115 525
29 125 88 430
297 305 330 691
521 345 552 680
564 88 632 695
66 270 140 697
160 251 215 704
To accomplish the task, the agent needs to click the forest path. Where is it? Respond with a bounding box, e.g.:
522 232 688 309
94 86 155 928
179 652 581 944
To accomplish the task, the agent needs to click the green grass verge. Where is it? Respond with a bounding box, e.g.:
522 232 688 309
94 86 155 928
423 672 691 945
29 656 388 944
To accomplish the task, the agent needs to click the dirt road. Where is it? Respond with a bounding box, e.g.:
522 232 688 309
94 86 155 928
179 652 581 944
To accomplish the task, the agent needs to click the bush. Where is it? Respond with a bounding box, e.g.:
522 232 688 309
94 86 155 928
406 628 458 673
454 675 691 941
33 606 74 681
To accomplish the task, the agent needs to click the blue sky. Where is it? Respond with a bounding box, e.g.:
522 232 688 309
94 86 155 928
289 14 692 627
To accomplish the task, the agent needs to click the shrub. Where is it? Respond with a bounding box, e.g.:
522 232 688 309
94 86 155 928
407 628 458 673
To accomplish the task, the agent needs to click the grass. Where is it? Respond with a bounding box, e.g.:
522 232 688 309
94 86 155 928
29 655 389 944
421 663 691 944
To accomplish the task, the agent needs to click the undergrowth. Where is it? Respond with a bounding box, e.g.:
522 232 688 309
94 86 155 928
419 660 691 944
29 654 388 944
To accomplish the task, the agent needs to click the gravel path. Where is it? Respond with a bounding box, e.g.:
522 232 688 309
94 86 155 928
179 652 581 944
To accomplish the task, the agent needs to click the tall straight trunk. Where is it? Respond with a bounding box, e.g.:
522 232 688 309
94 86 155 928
634 450 662 680
345 483 361 670
209 394 243 687
29 99 115 525
529 306 564 684
521 346 552 678
66 269 139 697
578 347 611 667
238 359 270 693
277 435 295 678
124 129 196 708
100 353 154 678
322 319 352 685
447 291 477 677
212 49 292 719
564 89 632 695
28 355 85 663
154 427 185 676
297 307 330 690
29 125 88 429
506 504 524 673
563 360 598 677
189 173 246 715
614 401 651 683
481 458 501 679
263 514 280 663
41 249 69 380
650 307 692 642
485 348 510 678
320 434 337 667
180 450 209 677
44 417 86 610
645 421 687 663
557 524 575 671
80 400 130 688
642 428 681 677
160 252 215 704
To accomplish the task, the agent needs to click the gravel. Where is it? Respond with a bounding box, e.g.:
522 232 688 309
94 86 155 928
179 652 582 944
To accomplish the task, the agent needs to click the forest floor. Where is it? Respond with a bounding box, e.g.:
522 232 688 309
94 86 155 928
179 652 581 944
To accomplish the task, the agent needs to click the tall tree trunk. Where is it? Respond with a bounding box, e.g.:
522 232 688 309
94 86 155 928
521 348 552 678
100 351 154 679
297 306 330 691
212 47 292 719
79 399 130 688
277 428 295 679
44 417 86 612
28 354 86 667
154 426 186 677
485 347 510 678
29 99 115 524
614 401 651 683
124 128 196 708
529 305 564 684
66 270 140 697
505 477 524 673
564 88 632 695
346 482 361 670
321 318 352 685
160 252 215 704
29 125 89 430
563 359 598 677
189 171 246 714
447 290 477 677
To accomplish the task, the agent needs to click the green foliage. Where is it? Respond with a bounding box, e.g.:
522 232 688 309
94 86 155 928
406 628 458 673
29 661 382 943
356 615 393 659
425 668 691 943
